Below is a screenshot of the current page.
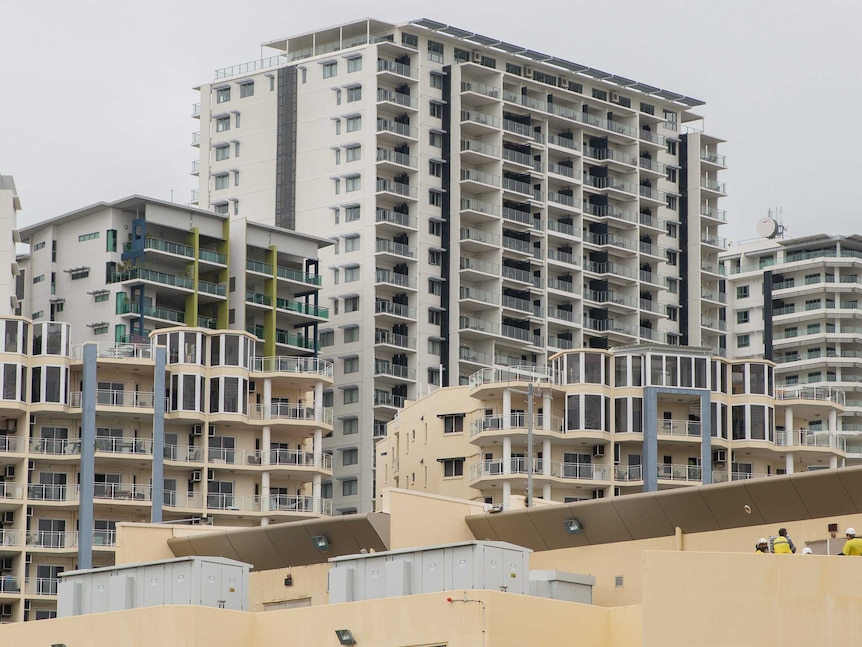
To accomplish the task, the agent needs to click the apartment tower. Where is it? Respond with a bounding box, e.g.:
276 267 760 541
193 18 728 512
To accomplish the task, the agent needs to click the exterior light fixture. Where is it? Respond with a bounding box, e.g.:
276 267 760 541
564 518 583 535
312 535 330 552
335 629 356 645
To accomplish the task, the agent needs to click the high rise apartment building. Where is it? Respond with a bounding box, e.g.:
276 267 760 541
722 234 862 446
193 18 729 512
0 175 22 317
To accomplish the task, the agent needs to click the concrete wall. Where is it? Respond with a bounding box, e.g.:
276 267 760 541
382 488 483 549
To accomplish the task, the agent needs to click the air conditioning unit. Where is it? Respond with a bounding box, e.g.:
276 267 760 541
609 91 620 103
1 511 12 525
27 460 34 471
207 469 215 481
592 488 605 499
593 445 605 457
208 424 216 437
471 50 482 62
0 604 12 618
192 425 203 436
3 465 13 479
191 470 202 482
524 66 533 78
712 450 727 463
0 558 12 571
6 419 16 433
614 487 622 497
557 76 569 88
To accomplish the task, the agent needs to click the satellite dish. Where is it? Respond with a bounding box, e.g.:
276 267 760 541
756 216 779 239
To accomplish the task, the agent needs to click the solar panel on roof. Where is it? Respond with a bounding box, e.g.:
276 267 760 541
464 34 500 46
495 41 526 53
609 76 637 87
632 83 660 93
440 26 472 38
582 68 612 79
680 96 706 107
411 18 446 30
653 89 684 100
522 49 551 61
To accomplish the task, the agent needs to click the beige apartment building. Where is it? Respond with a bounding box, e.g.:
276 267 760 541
192 17 729 513
2 470 862 645
376 345 850 509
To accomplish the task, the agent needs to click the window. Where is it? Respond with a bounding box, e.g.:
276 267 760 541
93 325 108 335
323 61 337 78
343 357 359 373
240 81 254 98
215 145 230 161
234 141 240 157
345 267 360 282
78 232 99 242
234 170 240 186
401 32 418 48
333 178 341 194
666 222 678 238
233 200 239 215
33 241 45 251
429 160 443 177
666 168 678 183
737 311 750 324
666 250 678 266
428 339 441 355
343 418 358 435
737 334 751 348
344 236 360 252
342 449 359 466
216 87 230 103
666 306 678 322
332 269 339 285
667 140 677 155
430 72 444 89
429 249 442 265
216 116 230 132
234 113 241 128
429 278 442 295
346 85 362 102
334 118 341 135
106 230 117 252
346 145 361 162
667 278 679 294
666 195 678 210
443 459 464 477
429 309 442 325
345 175 361 192
347 56 362 72
95 292 109 302
331 207 340 224
343 387 359 405
430 131 443 147
344 326 359 343
269 76 275 91
346 115 362 132
429 190 442 207
214 174 229 190
70 269 89 280
430 101 443 118
428 39 444 63
429 220 442 236
33 274 45 284
443 415 463 434
213 202 229 215
345 205 360 222
320 330 334 347
344 296 359 312
323 389 334 407
737 285 750 299
333 148 341 164
342 478 358 496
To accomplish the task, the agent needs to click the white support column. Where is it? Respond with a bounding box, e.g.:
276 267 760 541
785 453 794 474
263 378 272 420
261 471 271 526
502 481 511 510
542 439 551 477
502 437 512 475
314 381 323 420
542 394 552 431
784 407 794 446
313 474 322 513
502 389 512 420
542 484 551 501
828 410 837 432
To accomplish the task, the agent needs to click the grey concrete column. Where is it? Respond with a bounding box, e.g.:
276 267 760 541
78 344 97 569
643 387 658 492
150 346 166 523
700 393 712 485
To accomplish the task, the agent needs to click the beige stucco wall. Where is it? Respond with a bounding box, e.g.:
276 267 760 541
249 562 330 610
642 550 862 646
114 523 244 564
382 488 485 549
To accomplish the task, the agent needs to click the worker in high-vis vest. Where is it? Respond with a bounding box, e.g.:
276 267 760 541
772 527 795 554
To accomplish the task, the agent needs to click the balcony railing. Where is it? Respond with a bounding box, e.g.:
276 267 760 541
657 419 703 437
275 298 329 319
376 88 418 108
657 464 703 481
375 239 416 258
775 386 845 406
774 430 846 450
69 390 156 408
251 356 333 377
374 330 417 349
469 413 565 436
376 58 418 78
469 365 563 387
374 360 417 380
276 265 323 286
376 208 417 228
26 531 79 549
0 436 22 452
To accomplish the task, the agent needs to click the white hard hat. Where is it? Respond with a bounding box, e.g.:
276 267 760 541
758 538 768 544
801 547 813 554
847 527 856 536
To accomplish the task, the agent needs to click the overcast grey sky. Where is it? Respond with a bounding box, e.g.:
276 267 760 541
2 0 860 244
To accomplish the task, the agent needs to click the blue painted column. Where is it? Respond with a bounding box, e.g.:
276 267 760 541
78 344 97 569
643 387 658 492
151 346 166 522
700 393 713 485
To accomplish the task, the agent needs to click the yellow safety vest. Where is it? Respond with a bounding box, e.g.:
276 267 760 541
773 536 792 554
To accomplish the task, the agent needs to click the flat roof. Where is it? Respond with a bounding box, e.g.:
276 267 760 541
466 465 862 550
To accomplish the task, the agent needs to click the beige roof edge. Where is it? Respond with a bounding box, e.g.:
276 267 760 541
166 513 390 569
466 466 862 551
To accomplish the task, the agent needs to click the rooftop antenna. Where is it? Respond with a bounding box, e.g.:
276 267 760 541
756 207 786 240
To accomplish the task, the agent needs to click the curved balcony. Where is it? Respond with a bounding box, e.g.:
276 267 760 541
468 458 611 485
469 365 564 387
251 356 334 380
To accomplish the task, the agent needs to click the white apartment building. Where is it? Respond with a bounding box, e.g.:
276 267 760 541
0 175 22 317
722 234 862 449
193 18 729 512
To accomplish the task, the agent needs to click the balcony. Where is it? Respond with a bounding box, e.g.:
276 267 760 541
461 167 500 188
547 134 580 152
376 208 417 229
376 119 418 140
109 267 194 290
191 103 201 118
26 531 79 549
468 459 610 482
275 297 329 319
119 301 186 324
657 464 703 482
0 483 23 500
374 329 417 350
375 269 417 289
700 178 727 195
374 360 417 381
251 356 333 377
774 430 846 451
657 419 703 437
375 238 416 259
700 150 727 167
69 390 156 409
376 88 418 109
276 265 323 286
469 412 564 435
192 131 200 146
462 138 502 159
461 80 501 99
376 148 418 169
376 178 418 198
252 403 334 426
460 110 501 131
94 483 151 501
0 436 22 453
700 206 727 222
94 437 153 455
374 300 416 319
775 386 845 406
373 391 406 409
376 58 418 79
